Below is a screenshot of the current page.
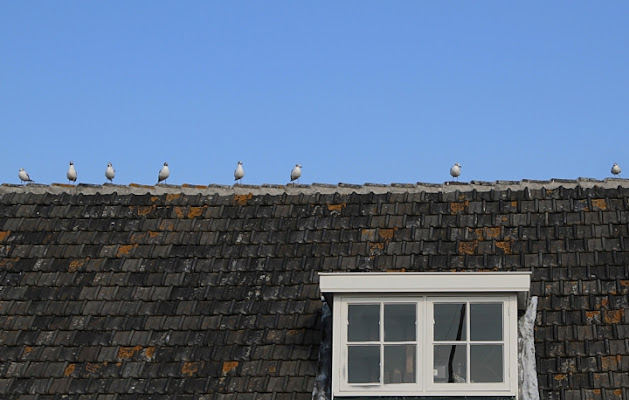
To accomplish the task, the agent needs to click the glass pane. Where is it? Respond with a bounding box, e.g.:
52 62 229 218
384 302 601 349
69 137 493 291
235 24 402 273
471 303 503 341
434 303 466 341
384 345 416 383
348 304 379 342
471 345 503 382
348 345 380 383
434 345 467 383
384 304 416 342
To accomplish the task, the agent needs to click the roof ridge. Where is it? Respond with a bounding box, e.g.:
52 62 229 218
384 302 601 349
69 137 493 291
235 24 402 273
1 177 629 196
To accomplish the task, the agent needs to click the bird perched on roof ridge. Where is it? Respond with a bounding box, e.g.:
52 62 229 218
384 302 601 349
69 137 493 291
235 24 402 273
105 162 115 183
158 162 170 184
234 161 244 183
450 163 462 181
67 161 77 184
611 163 621 176
290 164 302 183
18 168 33 184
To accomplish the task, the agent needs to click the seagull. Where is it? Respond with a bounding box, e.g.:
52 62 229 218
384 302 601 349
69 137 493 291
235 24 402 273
611 163 621 176
157 162 170 184
234 161 244 183
450 163 462 181
67 161 77 184
290 164 302 183
105 162 115 183
18 168 33 184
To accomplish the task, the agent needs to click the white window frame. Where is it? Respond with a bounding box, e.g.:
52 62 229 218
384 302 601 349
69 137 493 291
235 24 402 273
320 272 530 398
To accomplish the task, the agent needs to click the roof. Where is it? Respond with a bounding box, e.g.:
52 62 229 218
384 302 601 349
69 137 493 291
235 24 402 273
1 179 628 400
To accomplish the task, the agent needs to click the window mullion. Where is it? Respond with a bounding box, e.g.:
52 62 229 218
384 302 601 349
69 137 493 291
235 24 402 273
380 302 384 385
466 301 471 384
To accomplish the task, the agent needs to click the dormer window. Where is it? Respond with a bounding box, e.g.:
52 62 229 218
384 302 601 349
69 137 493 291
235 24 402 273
319 272 531 397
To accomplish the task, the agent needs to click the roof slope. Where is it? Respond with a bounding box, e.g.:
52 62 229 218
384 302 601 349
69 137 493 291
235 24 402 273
0 181 628 399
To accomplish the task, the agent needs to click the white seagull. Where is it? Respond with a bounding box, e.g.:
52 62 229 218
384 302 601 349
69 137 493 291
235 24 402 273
611 163 621 176
18 168 33 184
290 164 302 183
158 162 170 184
450 163 462 181
105 162 116 183
67 161 77 184
234 161 244 183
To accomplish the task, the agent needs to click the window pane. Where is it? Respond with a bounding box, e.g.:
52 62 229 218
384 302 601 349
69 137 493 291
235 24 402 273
471 345 503 382
384 304 416 342
471 303 503 341
348 304 379 342
434 345 467 383
384 345 416 384
434 303 467 341
348 345 380 383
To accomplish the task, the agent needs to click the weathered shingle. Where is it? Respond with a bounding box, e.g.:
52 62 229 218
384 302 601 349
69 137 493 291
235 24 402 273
1 181 629 398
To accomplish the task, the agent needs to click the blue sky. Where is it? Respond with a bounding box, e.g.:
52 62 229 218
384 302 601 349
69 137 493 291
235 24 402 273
2 2 628 185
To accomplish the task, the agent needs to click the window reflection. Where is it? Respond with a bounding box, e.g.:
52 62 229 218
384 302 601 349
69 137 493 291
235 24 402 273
434 303 466 341
348 304 379 342
434 345 466 383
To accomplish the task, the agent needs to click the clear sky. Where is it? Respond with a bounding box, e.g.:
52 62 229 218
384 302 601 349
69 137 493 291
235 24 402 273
2 2 628 186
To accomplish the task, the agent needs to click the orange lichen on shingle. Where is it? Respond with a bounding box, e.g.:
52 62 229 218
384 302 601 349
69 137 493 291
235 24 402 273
553 374 567 381
471 227 501 241
233 193 253 205
585 311 601 324
166 193 182 202
604 309 625 324
458 241 478 255
485 227 501 239
591 199 607 210
369 242 384 250
143 346 156 360
182 361 202 376
595 298 609 310
496 241 512 254
327 202 346 212
117 244 138 257
188 206 207 218
379 228 396 240
64 364 75 376
222 361 239 374
130 233 145 243
601 355 621 370
182 184 207 189
174 207 185 218
511 201 518 207
0 257 19 269
130 205 156 216
159 220 175 231
68 258 87 272
361 229 376 241
118 345 142 360
450 201 468 215
85 362 102 373
24 346 32 354
0 231 10 242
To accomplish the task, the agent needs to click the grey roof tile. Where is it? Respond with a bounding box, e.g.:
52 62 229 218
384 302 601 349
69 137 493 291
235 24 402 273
1 184 629 398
